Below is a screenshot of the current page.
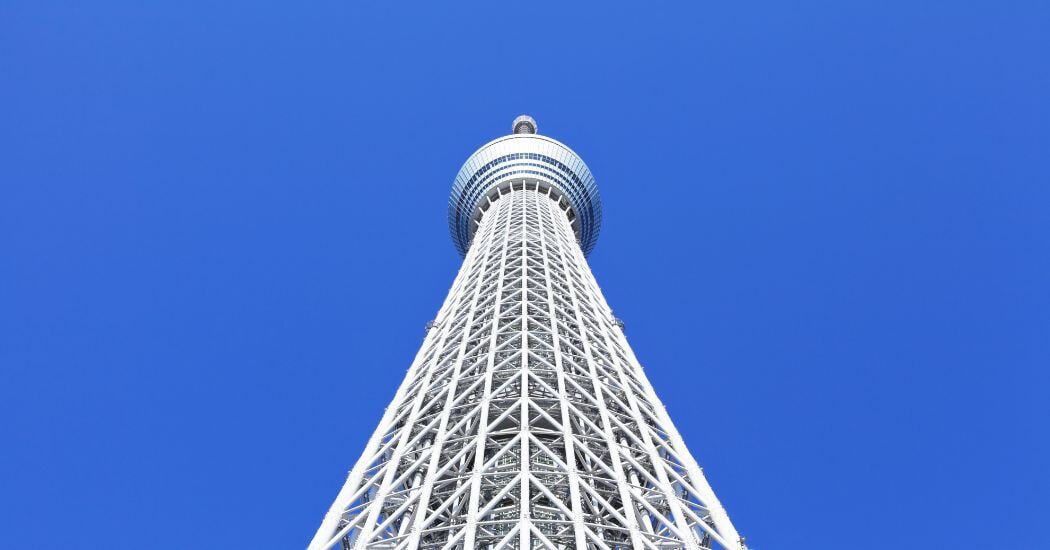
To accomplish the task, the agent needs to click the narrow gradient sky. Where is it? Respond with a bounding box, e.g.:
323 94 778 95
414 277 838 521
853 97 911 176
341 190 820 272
2 2 1047 549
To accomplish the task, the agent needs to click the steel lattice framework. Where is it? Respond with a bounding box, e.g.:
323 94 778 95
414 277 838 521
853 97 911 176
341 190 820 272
309 117 745 550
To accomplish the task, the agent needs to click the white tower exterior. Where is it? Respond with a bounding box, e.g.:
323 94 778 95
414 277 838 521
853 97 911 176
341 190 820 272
309 118 745 550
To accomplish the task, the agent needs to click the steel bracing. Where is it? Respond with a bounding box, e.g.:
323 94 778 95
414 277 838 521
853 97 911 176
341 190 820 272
309 120 745 550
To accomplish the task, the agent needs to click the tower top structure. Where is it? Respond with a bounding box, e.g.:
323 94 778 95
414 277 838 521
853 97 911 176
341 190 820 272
512 114 538 134
448 115 601 257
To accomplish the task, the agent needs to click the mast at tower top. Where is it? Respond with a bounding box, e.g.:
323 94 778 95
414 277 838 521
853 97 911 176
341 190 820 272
448 115 602 257
511 114 538 134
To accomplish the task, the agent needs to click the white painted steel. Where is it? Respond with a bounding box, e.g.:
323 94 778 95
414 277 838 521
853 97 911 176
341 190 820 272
310 131 745 550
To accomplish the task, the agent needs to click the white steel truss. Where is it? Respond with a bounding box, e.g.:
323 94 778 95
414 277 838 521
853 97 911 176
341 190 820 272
310 182 745 550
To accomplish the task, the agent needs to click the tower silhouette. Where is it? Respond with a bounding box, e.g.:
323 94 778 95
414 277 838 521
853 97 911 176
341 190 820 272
309 117 745 550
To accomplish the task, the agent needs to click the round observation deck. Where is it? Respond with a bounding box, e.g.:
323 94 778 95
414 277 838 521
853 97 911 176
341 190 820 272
448 116 601 256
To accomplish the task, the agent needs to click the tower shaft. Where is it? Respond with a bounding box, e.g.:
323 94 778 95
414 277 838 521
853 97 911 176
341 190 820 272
310 181 744 550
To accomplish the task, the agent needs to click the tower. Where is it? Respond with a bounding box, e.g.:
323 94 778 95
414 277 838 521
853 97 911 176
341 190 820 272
309 116 746 550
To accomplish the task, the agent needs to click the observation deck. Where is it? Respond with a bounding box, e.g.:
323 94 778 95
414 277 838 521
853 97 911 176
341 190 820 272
448 116 601 256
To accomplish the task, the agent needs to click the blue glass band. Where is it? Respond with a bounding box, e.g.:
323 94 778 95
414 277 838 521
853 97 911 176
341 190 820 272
449 134 601 256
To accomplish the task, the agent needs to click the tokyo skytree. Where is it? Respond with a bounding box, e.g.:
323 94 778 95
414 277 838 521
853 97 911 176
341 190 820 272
308 116 746 550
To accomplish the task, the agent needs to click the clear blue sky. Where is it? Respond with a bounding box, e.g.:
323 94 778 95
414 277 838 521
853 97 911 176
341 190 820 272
2 2 1047 548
